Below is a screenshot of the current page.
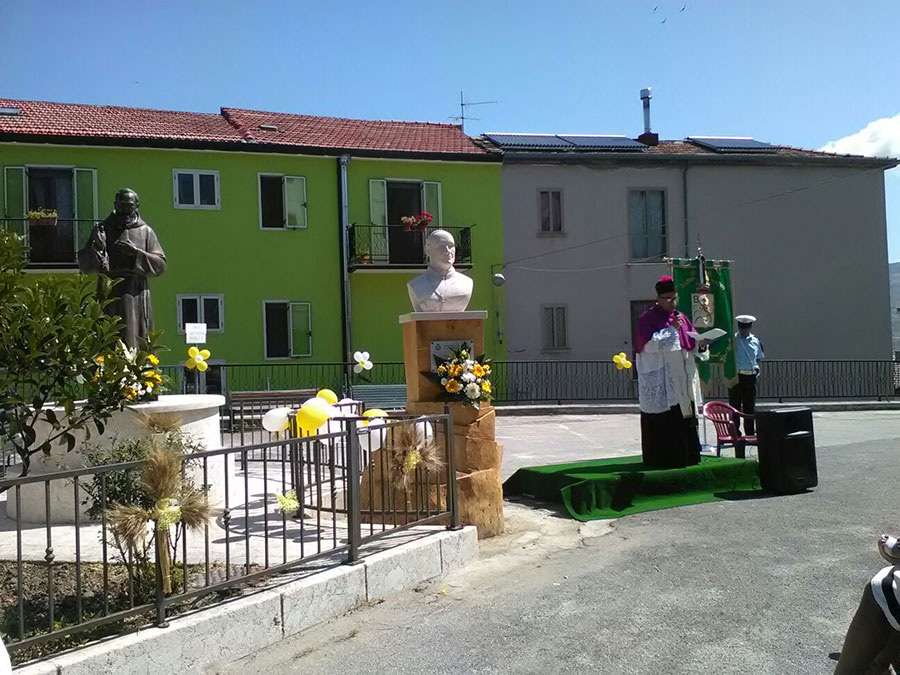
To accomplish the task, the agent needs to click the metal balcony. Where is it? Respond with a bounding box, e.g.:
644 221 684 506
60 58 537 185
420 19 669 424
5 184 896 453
348 223 473 271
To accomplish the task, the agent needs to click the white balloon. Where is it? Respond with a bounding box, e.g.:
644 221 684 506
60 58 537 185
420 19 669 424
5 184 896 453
261 407 291 433
357 418 385 454
415 418 434 444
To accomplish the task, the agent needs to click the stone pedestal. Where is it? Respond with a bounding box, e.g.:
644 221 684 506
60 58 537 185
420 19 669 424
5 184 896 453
7 395 230 524
394 311 504 539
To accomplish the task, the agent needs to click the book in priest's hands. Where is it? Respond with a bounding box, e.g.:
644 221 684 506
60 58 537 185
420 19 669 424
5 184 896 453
686 328 727 341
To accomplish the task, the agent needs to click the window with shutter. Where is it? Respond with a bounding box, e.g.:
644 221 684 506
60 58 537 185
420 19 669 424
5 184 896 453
284 176 307 229
542 305 569 350
3 166 26 239
629 189 666 260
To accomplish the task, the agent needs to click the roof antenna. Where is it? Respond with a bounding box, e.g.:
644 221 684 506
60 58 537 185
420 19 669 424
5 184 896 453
448 91 497 132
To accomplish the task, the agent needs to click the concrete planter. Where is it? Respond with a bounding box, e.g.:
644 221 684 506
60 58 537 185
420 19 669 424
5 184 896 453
6 394 229 524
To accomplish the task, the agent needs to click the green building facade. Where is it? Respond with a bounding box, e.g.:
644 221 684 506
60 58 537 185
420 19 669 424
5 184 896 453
0 100 505 394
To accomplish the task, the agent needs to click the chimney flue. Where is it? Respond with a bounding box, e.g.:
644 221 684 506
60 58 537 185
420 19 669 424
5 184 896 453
640 87 652 133
638 87 659 146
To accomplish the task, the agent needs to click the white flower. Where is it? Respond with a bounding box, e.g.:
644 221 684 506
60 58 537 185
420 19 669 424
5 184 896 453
441 378 448 386
464 359 475 369
353 350 373 374
464 383 481 399
75 374 86 384
461 372 476 383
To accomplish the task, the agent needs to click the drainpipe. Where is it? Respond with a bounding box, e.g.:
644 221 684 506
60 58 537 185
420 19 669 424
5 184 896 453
338 155 353 392
682 162 690 257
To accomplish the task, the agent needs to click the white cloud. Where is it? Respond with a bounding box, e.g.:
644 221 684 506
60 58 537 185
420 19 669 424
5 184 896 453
819 115 900 158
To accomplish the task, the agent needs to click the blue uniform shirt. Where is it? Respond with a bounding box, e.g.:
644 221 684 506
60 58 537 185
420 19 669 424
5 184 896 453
735 333 765 373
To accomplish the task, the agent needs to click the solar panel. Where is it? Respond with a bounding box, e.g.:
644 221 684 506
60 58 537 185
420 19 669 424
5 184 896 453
687 137 778 153
557 135 645 150
484 133 573 149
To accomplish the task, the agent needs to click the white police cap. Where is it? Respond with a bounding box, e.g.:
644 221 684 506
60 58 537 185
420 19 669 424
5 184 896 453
735 314 756 324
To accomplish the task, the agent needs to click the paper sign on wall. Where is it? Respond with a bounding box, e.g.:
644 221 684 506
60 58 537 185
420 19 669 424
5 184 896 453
185 323 207 344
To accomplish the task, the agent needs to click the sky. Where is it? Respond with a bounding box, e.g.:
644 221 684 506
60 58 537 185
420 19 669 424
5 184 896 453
3 0 900 260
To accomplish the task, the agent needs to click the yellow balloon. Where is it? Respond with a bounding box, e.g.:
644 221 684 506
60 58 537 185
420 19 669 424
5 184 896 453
624 360 632 369
361 408 388 426
197 360 209 372
316 388 338 404
616 362 624 370
295 399 332 436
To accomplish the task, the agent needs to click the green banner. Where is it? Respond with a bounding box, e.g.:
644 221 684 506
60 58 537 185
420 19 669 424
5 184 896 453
671 258 737 389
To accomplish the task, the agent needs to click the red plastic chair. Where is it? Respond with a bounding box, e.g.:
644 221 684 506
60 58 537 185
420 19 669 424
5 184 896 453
702 401 758 458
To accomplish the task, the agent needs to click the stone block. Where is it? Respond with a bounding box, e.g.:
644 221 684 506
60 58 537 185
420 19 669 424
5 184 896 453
54 589 282 675
281 564 367 637
364 535 442 601
439 525 479 574
457 468 504 539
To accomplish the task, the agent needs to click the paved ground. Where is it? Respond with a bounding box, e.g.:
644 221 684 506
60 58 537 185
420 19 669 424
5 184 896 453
225 411 900 675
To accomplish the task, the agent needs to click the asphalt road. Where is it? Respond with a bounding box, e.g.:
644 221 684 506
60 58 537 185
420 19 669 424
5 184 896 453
224 412 900 675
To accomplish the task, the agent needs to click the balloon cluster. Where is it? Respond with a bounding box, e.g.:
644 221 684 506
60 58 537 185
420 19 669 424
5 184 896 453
262 388 342 436
613 352 633 370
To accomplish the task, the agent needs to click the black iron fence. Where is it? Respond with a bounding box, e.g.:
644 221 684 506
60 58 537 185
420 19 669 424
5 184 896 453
0 413 457 663
161 360 899 405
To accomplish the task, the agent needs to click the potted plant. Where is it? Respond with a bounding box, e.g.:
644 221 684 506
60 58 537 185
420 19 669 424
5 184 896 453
357 242 372 264
401 212 433 232
26 208 58 227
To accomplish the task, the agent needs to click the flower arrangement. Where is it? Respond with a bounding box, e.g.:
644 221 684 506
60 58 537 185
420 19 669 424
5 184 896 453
400 211 433 232
93 341 166 403
425 345 492 407
26 208 58 226
386 423 443 491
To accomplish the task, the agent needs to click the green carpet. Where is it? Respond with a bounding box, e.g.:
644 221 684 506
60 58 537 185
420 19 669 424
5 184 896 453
503 455 762 521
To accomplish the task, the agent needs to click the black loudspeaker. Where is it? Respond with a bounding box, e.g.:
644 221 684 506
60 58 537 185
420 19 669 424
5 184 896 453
755 407 818 494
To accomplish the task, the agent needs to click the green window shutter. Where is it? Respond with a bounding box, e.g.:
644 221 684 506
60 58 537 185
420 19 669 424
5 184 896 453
369 179 388 260
284 176 307 229
423 181 442 227
3 166 26 239
289 302 312 357
74 168 98 250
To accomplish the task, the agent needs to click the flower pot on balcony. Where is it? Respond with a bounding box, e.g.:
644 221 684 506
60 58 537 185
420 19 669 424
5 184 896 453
28 217 57 228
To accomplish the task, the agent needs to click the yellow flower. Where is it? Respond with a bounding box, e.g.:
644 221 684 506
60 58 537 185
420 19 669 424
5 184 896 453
186 346 211 372
146 354 159 366
472 364 485 378
449 364 462 378
95 355 105 364
481 380 492 394
445 379 461 394
437 364 447 374
484 364 491 373
123 386 138 400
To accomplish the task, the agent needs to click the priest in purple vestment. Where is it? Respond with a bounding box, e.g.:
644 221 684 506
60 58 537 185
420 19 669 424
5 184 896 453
635 276 709 468
78 188 166 350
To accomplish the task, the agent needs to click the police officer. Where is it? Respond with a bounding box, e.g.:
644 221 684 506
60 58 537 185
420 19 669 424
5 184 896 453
729 314 765 435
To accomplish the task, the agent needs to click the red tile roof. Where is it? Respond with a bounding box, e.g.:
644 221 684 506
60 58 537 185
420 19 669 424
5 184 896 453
0 98 242 142
220 108 488 155
0 98 491 156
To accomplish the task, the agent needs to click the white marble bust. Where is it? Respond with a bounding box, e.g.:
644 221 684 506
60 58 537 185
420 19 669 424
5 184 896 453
407 229 473 312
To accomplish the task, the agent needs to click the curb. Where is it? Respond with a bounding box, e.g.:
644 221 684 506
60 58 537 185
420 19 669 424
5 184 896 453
15 526 478 675
495 401 900 416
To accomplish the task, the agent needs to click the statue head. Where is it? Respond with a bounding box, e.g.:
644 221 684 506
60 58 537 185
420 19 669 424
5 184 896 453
114 188 140 223
425 229 456 274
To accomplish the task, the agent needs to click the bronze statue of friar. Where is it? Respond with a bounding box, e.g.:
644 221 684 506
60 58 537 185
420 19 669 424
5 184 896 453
78 188 166 350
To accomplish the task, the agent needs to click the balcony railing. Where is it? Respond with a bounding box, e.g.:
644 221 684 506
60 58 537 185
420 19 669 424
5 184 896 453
348 223 472 270
2 218 96 268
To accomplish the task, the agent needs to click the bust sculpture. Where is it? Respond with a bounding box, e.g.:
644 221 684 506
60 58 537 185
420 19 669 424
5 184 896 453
77 188 167 349
407 229 473 312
